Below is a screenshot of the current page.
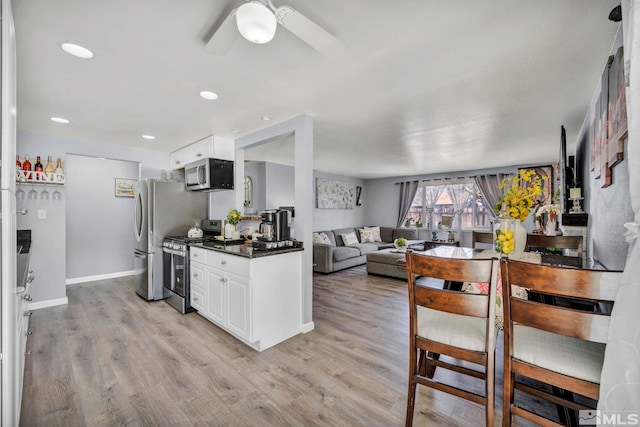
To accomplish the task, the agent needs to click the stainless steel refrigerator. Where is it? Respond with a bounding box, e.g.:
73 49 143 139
133 179 206 300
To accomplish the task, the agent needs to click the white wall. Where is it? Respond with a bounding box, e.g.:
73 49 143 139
313 171 366 231
65 155 139 280
265 162 295 210
17 130 169 305
574 27 633 270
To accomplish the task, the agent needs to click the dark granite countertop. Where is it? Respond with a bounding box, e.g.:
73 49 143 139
189 241 304 258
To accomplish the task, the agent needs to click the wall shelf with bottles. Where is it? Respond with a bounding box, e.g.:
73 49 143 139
16 170 65 185
16 155 65 186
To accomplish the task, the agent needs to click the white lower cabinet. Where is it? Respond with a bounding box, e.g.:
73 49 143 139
190 246 302 351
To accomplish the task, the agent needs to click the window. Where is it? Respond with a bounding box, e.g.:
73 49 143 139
405 182 491 229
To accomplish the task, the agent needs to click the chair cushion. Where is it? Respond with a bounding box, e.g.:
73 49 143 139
353 243 378 255
332 246 361 262
417 306 487 352
513 325 606 384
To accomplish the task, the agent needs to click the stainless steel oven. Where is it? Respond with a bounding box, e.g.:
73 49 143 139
162 237 194 314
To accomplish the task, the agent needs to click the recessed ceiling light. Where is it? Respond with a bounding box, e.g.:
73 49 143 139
50 117 70 124
59 42 94 59
199 91 219 100
261 116 272 121
231 129 240 134
142 135 156 140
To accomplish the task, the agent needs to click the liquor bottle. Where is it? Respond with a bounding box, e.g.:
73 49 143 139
16 155 22 170
45 155 55 181
34 156 43 180
54 158 64 182
22 155 32 180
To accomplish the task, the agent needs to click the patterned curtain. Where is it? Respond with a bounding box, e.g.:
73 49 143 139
397 181 419 227
446 184 474 229
475 173 509 219
424 185 444 231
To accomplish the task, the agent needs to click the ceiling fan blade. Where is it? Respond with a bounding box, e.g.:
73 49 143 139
205 8 239 55
274 5 345 58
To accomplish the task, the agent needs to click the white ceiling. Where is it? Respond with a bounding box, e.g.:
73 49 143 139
13 0 620 179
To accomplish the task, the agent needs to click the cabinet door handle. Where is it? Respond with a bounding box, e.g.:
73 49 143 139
220 260 227 265
23 294 32 301
25 350 32 356
193 273 198 278
193 296 199 301
220 277 226 283
24 311 33 317
196 152 203 157
26 331 33 336
27 276 35 283
193 253 198 258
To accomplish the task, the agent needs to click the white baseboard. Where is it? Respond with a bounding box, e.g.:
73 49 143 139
66 269 140 285
301 321 315 333
28 297 68 311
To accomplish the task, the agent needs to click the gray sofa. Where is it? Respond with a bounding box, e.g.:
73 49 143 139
313 226 428 274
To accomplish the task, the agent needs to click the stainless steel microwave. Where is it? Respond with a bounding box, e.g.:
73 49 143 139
184 158 234 191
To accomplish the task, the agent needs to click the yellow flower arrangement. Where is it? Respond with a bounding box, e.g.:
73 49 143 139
226 208 243 225
494 169 546 222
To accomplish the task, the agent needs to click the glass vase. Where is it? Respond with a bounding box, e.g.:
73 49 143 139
493 215 516 255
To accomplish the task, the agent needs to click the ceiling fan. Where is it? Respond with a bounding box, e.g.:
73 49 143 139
205 0 345 58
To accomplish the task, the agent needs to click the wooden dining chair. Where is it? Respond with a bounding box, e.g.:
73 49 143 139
525 234 583 267
472 231 494 248
405 252 499 426
500 258 623 427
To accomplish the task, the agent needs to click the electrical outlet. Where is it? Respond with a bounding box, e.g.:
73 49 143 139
37 209 47 219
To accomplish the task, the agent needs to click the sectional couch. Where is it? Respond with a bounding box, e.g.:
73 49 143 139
313 226 429 274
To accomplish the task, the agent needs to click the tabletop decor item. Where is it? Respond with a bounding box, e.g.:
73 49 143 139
225 208 244 238
493 169 545 254
394 237 408 252
534 204 560 236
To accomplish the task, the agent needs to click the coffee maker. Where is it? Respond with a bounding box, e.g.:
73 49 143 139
254 209 293 250
258 210 277 241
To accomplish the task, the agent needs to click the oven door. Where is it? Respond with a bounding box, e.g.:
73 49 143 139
162 246 188 299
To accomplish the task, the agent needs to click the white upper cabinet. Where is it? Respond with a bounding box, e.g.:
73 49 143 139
169 135 235 170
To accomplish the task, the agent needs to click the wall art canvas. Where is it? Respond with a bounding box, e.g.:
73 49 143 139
519 166 553 205
607 46 627 169
115 178 136 197
316 178 355 209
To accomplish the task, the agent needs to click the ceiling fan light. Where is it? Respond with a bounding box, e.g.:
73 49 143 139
236 1 277 44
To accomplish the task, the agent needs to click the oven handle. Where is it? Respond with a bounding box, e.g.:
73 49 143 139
162 247 186 257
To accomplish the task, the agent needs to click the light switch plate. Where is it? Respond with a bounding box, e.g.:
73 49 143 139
37 209 47 219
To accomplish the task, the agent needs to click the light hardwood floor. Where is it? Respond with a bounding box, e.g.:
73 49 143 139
20 266 552 426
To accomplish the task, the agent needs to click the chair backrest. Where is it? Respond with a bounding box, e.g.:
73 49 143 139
525 234 583 258
406 253 498 320
501 258 622 343
471 231 493 248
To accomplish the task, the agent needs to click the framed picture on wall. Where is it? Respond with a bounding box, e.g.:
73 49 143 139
115 178 136 197
519 165 553 205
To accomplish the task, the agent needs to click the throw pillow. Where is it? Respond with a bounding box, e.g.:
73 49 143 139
340 232 359 246
359 228 375 243
367 226 382 242
313 232 332 245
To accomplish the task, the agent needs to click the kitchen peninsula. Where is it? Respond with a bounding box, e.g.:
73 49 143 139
188 242 304 351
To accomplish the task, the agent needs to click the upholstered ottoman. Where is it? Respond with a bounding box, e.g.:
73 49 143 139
366 248 410 280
